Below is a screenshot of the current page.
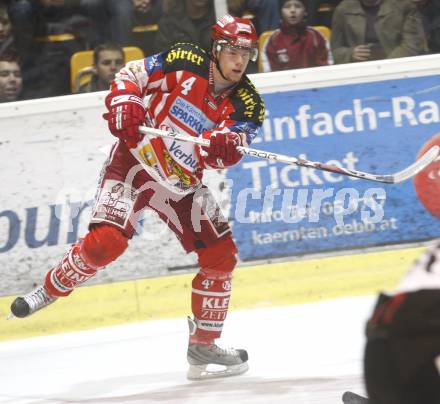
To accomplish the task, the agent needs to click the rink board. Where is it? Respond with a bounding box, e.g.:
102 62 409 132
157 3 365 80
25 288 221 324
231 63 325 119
0 246 424 342
231 73 440 260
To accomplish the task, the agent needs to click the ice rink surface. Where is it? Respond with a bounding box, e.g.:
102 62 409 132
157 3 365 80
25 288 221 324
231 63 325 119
0 295 375 404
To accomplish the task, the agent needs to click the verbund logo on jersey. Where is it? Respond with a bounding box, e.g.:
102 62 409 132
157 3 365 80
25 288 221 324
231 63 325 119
170 96 215 134
168 140 198 171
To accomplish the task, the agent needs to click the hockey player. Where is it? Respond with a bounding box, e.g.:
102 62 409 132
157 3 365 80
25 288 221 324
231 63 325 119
10 14 264 380
363 241 440 403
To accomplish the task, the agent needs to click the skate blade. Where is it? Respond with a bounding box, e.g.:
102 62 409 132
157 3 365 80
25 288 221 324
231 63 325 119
187 362 249 380
6 312 16 320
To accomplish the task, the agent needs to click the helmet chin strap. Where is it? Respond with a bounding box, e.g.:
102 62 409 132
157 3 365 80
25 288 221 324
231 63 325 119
213 45 232 83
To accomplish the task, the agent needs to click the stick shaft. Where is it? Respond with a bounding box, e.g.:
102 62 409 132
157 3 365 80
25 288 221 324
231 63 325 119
138 126 439 184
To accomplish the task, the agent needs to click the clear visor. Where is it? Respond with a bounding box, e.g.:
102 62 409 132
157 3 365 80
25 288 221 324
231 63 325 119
216 42 258 62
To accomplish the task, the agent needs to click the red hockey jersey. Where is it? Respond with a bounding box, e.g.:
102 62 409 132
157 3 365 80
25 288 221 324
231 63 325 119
111 42 265 194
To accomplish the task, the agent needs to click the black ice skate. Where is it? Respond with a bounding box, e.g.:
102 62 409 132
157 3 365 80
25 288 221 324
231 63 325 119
186 317 249 380
9 285 57 319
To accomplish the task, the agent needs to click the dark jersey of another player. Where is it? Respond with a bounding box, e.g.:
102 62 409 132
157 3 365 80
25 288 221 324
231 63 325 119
111 42 265 194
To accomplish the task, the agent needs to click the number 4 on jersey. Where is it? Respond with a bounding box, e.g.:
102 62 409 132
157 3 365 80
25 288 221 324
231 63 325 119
201 279 213 289
181 77 196 95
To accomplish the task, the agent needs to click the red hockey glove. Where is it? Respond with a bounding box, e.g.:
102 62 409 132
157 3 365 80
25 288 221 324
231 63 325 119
103 89 146 148
200 130 246 168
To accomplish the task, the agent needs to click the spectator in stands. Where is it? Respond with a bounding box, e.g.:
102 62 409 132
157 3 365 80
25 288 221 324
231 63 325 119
412 0 440 53
7 0 140 98
7 0 35 59
99 0 133 47
331 0 426 64
245 0 340 39
10 0 136 49
6 0 91 98
258 0 340 28
0 52 23 102
79 0 134 47
130 0 162 57
261 0 331 72
245 0 280 35
154 0 216 52
0 4 15 56
78 42 124 93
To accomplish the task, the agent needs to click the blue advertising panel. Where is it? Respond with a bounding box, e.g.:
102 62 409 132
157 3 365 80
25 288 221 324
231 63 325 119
227 75 440 260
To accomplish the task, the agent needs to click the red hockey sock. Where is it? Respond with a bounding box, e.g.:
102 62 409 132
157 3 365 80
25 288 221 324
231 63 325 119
190 237 237 343
45 225 128 297
44 243 97 297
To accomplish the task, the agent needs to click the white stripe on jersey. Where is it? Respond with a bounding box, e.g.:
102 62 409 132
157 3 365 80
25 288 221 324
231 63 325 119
146 79 163 91
153 92 169 117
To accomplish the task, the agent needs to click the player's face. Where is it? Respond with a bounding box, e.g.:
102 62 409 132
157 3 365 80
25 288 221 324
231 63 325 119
96 50 124 88
281 0 306 26
0 16 11 42
217 45 251 83
0 61 22 102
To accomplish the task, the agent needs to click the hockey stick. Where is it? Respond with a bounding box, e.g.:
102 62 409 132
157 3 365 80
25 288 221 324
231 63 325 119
138 126 439 184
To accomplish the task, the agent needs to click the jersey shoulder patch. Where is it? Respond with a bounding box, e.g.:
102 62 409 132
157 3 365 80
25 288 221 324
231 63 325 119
230 76 265 125
144 53 164 75
162 42 209 76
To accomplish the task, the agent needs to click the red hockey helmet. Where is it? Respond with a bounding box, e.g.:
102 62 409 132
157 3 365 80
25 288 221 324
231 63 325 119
211 14 258 62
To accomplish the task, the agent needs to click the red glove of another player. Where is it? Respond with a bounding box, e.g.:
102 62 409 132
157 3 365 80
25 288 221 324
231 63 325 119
103 89 146 148
200 130 246 168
